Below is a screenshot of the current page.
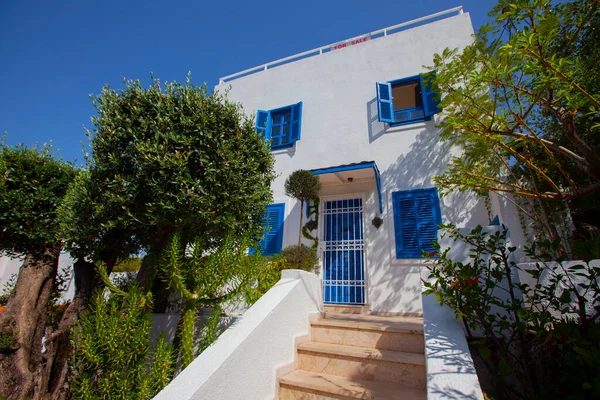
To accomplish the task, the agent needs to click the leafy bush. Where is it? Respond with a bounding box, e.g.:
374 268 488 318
244 256 288 305
0 332 17 354
70 284 175 399
196 305 223 353
424 225 600 400
281 245 319 273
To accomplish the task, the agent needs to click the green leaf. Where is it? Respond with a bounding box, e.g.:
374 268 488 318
478 346 492 361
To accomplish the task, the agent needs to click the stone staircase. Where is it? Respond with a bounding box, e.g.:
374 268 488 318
278 306 427 399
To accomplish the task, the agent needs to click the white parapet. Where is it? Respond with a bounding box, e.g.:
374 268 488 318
421 270 485 400
153 269 323 400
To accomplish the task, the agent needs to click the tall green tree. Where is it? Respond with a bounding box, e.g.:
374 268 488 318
431 0 600 241
284 170 321 244
48 76 275 398
74 76 276 295
0 143 76 400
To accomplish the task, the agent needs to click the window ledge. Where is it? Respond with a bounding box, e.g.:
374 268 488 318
271 144 296 155
389 116 432 127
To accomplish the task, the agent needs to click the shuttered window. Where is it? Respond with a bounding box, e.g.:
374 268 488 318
392 188 442 259
376 73 440 125
255 102 302 150
255 203 285 256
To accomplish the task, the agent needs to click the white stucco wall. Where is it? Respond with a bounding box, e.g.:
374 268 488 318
216 12 489 313
153 269 323 400
421 280 485 400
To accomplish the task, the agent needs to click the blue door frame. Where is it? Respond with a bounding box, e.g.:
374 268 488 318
322 198 366 305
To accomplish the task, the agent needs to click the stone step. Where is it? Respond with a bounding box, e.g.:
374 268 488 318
278 370 426 400
323 305 369 314
311 314 424 353
297 342 425 387
323 312 425 330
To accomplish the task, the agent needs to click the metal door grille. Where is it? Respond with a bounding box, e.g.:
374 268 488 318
322 198 366 304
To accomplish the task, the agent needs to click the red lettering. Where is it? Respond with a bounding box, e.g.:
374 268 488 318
350 37 368 45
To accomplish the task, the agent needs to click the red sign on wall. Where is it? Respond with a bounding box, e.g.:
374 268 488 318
330 34 371 51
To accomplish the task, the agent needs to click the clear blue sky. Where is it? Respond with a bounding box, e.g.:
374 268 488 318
0 0 497 163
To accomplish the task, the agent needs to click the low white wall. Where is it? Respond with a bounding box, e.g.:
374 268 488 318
518 259 600 320
420 225 507 399
421 279 484 400
0 252 76 303
153 269 323 400
150 310 240 345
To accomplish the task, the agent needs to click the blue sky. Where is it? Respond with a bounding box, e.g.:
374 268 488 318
0 0 497 163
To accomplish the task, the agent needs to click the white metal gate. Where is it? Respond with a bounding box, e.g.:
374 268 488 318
322 198 365 304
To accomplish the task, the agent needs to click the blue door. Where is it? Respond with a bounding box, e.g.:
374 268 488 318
322 198 365 304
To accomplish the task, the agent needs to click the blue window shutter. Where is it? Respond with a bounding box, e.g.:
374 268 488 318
421 73 441 117
261 203 285 256
376 82 394 123
256 110 271 141
393 188 441 258
290 102 302 142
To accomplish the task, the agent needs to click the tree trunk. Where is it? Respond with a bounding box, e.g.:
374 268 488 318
137 228 173 313
39 258 108 400
0 246 60 400
136 227 172 292
298 200 304 245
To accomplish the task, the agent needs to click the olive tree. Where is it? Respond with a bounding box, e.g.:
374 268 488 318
0 143 76 400
60 75 275 300
46 76 275 398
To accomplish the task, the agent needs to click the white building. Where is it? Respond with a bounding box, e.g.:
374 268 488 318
215 8 491 315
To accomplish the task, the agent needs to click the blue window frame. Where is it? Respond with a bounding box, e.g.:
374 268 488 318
256 102 302 150
392 188 442 259
252 203 285 256
376 73 440 126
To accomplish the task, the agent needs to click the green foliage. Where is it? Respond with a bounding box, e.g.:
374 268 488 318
431 0 600 240
160 232 262 368
424 225 600 399
281 245 319 273
197 305 223 353
61 76 275 264
243 256 287 305
0 143 76 257
0 273 17 306
70 284 175 400
0 331 17 354
571 232 600 260
113 258 143 272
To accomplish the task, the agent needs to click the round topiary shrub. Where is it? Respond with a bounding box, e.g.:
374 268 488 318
281 244 319 273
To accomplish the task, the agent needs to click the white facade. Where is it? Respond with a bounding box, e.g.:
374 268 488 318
216 10 490 313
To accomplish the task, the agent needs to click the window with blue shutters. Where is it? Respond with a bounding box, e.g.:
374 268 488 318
376 73 440 126
392 188 442 259
255 102 302 150
253 203 285 256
